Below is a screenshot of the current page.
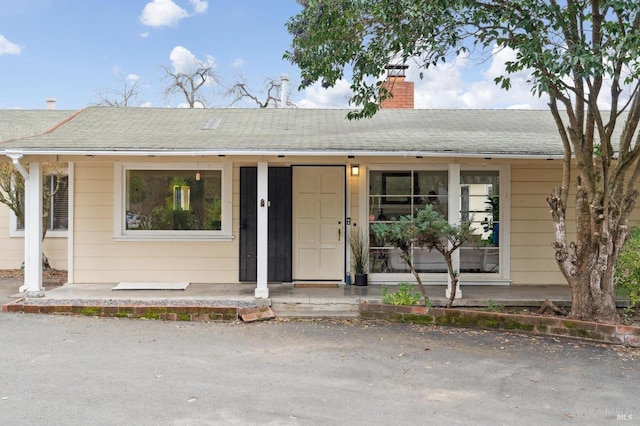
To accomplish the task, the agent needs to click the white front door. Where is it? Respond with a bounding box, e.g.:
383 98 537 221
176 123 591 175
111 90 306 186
293 166 345 280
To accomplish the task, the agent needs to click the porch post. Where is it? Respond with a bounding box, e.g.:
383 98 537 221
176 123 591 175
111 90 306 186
255 162 269 298
447 164 461 299
22 160 44 296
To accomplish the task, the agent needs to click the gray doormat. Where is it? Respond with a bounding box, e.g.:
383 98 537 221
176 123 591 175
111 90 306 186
112 282 190 291
293 282 340 288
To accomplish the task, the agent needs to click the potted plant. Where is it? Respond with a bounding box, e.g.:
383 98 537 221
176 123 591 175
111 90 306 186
350 226 369 286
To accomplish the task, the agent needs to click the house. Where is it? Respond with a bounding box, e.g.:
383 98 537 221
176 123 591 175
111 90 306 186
0 109 76 276
1 99 635 298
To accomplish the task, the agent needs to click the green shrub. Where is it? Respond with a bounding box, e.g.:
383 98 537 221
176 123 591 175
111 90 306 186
382 283 421 306
615 227 640 308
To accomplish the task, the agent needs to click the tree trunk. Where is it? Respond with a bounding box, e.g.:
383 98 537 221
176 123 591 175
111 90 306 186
566 268 619 323
444 253 458 308
401 251 429 304
549 184 622 324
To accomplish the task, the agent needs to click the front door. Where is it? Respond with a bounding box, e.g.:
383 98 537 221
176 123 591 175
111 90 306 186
293 166 345 280
239 167 292 282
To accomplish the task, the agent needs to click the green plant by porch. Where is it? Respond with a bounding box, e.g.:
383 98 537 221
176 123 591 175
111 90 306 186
349 225 369 275
372 204 477 308
615 226 640 310
382 283 421 306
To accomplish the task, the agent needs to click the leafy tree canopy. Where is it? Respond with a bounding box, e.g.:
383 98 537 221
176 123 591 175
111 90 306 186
286 0 640 323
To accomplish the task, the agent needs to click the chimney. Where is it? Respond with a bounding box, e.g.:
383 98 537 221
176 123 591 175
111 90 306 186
280 74 290 108
46 98 57 110
380 64 414 109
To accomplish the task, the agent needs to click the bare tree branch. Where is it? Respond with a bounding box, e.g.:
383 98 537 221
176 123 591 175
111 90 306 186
162 64 219 108
95 73 143 107
225 77 296 108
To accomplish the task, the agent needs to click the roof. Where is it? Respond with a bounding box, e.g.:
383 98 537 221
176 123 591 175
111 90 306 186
0 110 77 143
0 107 581 158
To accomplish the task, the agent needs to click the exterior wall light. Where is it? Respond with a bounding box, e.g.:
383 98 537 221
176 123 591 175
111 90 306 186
351 165 360 176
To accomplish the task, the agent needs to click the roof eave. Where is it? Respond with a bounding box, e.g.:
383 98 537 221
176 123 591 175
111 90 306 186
2 148 565 160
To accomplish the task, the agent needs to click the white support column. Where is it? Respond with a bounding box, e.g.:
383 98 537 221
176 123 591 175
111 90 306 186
22 161 44 296
255 162 269 298
67 162 75 284
447 164 461 299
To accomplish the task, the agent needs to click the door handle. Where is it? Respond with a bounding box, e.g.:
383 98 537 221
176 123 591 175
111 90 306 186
338 221 342 242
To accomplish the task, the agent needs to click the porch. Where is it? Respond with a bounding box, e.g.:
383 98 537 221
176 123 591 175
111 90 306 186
1 279 577 318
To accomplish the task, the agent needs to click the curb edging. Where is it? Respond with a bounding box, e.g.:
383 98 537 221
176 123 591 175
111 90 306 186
359 302 640 347
2 299 239 322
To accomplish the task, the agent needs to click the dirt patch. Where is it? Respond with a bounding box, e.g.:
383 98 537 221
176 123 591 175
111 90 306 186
0 269 68 285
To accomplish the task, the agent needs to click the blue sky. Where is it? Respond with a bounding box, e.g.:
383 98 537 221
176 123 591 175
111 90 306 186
0 0 549 110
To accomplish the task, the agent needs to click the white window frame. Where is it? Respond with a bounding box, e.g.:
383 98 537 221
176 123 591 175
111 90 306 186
10 171 69 239
113 162 233 241
363 163 510 284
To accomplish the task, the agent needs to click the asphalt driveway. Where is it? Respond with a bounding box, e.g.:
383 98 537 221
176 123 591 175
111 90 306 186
0 305 638 425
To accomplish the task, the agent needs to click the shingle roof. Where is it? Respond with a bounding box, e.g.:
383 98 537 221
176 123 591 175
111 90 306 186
0 110 77 143
0 107 581 157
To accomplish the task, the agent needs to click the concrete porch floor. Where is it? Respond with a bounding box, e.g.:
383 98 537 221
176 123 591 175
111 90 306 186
1 280 585 318
34 282 574 304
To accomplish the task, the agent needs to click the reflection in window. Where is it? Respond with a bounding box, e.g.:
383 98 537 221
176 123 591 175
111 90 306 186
125 170 222 231
369 170 448 222
16 174 69 231
460 171 499 273
368 170 448 273
368 168 501 275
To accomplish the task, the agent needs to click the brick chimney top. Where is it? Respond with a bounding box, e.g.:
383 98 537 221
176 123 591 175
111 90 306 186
380 64 414 109
385 64 409 78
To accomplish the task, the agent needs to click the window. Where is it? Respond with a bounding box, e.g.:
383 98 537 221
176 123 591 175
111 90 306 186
367 166 504 277
116 163 232 239
368 169 449 273
369 170 448 221
16 174 69 232
49 175 69 230
459 171 500 273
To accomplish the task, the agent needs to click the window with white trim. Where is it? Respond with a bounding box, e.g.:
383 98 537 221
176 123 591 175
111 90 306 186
367 166 504 276
116 163 232 239
459 170 499 274
15 174 69 232
368 169 449 273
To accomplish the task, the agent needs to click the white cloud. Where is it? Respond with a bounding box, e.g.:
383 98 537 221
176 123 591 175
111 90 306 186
140 0 188 28
140 32 149 38
231 58 244 68
408 45 549 109
126 74 140 82
169 46 215 75
175 101 205 108
0 34 21 55
297 45 555 110
189 0 208 14
298 80 352 109
140 101 153 108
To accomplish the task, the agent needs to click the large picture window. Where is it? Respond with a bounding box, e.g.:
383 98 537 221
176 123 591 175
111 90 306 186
367 166 504 278
369 169 449 273
116 163 232 239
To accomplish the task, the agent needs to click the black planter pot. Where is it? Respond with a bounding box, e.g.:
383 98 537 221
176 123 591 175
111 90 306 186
354 274 368 286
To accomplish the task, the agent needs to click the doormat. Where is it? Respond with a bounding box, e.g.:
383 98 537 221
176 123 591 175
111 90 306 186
293 282 340 288
112 282 190 291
